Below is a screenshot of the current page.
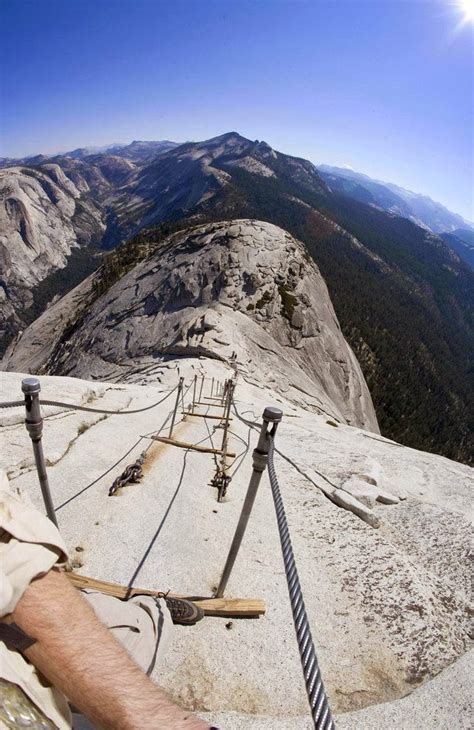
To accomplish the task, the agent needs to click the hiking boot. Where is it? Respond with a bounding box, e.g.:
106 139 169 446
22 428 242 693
158 594 204 625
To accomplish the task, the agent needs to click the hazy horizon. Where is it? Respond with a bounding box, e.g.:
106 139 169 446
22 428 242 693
1 0 473 219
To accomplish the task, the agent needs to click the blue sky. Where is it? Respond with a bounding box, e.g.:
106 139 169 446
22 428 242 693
1 0 473 220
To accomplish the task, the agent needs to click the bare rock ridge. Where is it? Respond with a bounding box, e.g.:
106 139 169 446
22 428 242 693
0 164 105 346
0 133 328 350
98 131 327 245
2 220 378 432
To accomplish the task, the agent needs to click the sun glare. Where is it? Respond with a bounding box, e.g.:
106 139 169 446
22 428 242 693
457 0 474 22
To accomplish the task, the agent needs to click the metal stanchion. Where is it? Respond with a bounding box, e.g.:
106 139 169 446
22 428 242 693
215 406 283 597
221 380 227 405
220 381 234 454
199 375 205 403
169 376 184 437
211 377 215 398
21 378 59 527
192 375 197 413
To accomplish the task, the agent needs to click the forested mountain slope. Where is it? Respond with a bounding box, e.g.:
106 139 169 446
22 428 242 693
125 150 473 464
441 229 474 270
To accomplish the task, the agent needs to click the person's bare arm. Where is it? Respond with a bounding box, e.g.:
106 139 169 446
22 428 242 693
9 568 210 730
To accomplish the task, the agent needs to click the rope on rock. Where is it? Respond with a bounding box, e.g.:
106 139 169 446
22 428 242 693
267 437 335 730
0 385 178 415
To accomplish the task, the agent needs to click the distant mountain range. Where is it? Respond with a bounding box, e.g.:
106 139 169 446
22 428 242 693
0 140 179 169
319 165 474 271
62 139 179 162
319 166 474 272
318 164 473 233
1 132 472 463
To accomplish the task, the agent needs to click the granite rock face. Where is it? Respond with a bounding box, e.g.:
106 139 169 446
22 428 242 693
0 368 471 727
0 133 328 351
0 165 105 347
2 220 378 432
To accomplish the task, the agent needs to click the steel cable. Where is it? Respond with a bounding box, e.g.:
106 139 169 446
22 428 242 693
55 436 148 510
230 395 335 726
267 437 335 730
0 385 178 415
231 399 339 491
56 397 177 509
126 428 219 589
226 425 252 478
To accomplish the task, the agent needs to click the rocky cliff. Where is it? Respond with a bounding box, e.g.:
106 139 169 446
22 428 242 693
0 132 328 350
2 220 378 432
0 164 105 349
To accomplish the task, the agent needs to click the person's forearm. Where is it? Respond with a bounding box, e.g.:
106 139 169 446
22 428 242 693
10 569 209 729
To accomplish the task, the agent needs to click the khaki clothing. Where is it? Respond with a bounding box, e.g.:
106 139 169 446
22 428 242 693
0 472 71 729
81 591 172 676
0 471 172 729
0 471 69 616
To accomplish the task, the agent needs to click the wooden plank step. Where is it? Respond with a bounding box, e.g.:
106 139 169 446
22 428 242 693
184 412 231 421
151 435 235 458
68 573 265 617
193 402 225 407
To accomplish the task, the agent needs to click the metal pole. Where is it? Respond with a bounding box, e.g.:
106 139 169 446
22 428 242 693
215 406 283 598
220 381 234 454
211 377 215 398
199 375 205 403
192 375 197 414
169 377 184 438
21 378 59 527
221 380 227 405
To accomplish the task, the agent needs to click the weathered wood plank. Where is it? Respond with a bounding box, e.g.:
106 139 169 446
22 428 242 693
68 573 265 617
193 402 225 407
151 435 235 457
184 412 231 420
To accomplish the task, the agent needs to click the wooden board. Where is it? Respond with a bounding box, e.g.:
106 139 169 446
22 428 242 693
185 412 231 421
193 402 225 407
151 435 235 458
68 573 265 617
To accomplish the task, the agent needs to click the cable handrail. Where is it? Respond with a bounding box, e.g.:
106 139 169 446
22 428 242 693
267 437 335 730
0 385 178 415
231 398 340 492
10 371 335 727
